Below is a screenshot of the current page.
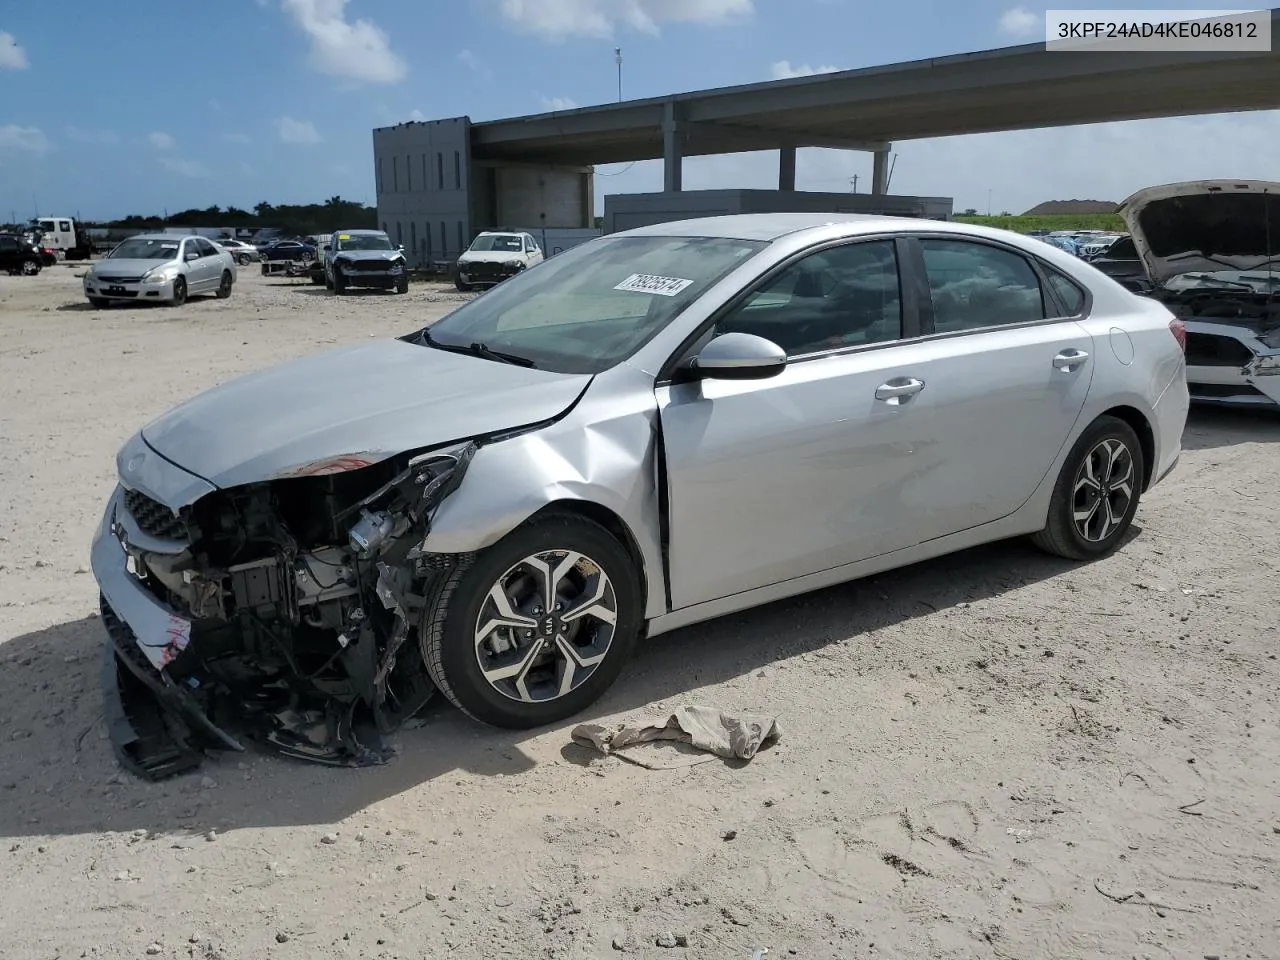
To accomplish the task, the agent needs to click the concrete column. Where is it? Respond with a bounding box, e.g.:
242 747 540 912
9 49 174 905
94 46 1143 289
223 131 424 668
778 146 796 191
662 101 683 192
871 146 890 195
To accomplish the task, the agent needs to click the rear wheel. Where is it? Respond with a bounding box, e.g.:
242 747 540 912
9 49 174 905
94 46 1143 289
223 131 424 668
20 258 40 276
169 276 187 307
421 512 642 728
236 253 250 266
1031 415 1144 560
215 270 233 299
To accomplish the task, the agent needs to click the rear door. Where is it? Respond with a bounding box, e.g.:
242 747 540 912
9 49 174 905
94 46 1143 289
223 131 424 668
883 235 1095 541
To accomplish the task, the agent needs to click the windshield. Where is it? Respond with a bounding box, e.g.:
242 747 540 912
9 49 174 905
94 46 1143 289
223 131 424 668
468 234 524 252
109 238 180 260
421 235 766 374
336 233 393 251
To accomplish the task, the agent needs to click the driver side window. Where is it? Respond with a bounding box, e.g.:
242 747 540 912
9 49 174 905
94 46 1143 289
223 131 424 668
714 240 903 357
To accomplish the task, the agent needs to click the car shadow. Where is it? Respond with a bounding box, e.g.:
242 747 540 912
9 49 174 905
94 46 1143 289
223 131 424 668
0 534 1114 839
1181 404 1280 451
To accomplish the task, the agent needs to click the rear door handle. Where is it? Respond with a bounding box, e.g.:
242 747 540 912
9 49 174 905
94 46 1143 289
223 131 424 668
875 377 926 403
1053 349 1089 370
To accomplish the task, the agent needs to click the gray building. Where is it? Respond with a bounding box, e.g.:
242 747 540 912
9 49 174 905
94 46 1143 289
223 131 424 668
372 117 596 266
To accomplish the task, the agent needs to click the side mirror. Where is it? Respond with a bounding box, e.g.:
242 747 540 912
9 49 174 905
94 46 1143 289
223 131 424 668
689 332 787 381
185 252 200 261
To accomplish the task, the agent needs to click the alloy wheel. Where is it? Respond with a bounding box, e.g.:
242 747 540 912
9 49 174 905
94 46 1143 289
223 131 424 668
21 259 38 275
1071 437 1135 542
473 550 618 704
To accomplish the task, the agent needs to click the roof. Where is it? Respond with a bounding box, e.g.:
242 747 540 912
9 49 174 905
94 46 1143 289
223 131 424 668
613 212 1030 243
469 10 1280 165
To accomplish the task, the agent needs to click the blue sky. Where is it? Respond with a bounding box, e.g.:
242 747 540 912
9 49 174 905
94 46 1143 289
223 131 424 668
1 0 1278 221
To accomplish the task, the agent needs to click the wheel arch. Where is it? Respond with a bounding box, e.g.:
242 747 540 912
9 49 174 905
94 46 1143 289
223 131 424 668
1099 404 1155 491
524 499 650 615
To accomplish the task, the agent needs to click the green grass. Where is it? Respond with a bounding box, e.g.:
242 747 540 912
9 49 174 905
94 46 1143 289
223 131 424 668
952 214 1126 233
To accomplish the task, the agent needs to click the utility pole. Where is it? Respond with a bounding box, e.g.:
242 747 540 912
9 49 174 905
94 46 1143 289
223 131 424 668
987 188 992 216
849 175 858 193
615 47 623 102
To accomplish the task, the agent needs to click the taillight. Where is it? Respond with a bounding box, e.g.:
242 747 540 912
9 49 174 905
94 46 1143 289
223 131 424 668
1168 317 1186 352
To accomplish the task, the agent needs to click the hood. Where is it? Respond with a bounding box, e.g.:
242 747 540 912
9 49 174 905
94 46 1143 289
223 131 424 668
458 250 525 264
91 258 175 277
140 339 591 489
333 249 401 262
1118 180 1280 286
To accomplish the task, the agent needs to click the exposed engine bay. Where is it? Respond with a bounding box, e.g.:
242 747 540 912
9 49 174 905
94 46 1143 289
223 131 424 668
104 442 477 779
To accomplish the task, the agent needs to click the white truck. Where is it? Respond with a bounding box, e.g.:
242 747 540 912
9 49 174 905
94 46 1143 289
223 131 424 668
31 216 93 260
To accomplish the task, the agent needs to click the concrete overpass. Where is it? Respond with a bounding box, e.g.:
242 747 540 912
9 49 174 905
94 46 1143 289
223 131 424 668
468 7 1280 194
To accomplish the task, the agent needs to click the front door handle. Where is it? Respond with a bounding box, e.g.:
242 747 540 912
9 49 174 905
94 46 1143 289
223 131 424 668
1053 349 1089 370
875 377 926 403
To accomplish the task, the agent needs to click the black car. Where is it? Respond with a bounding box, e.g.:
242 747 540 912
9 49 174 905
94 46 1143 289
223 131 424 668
1088 236 1149 291
0 233 42 275
259 239 317 262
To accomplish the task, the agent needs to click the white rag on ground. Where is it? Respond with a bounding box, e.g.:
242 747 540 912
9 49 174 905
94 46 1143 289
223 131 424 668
570 705 782 769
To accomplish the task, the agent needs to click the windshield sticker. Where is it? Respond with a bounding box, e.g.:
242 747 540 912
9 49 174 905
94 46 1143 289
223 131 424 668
614 273 694 297
338 234 351 240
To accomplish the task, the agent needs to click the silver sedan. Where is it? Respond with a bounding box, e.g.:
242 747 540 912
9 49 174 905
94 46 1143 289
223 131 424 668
91 213 1188 777
83 234 237 307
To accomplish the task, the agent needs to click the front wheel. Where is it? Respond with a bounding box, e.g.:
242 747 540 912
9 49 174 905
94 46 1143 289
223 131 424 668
20 259 40 276
421 512 643 728
1031 415 1145 560
455 277 471 292
169 276 187 307
215 270 233 299
395 275 409 294
332 272 346 295
89 297 109 309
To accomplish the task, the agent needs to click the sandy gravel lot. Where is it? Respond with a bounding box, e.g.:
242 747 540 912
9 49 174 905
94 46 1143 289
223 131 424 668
1 263 1279 960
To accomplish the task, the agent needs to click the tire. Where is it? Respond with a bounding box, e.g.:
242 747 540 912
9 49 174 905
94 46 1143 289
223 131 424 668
395 275 409 294
1031 415 1145 561
333 272 346 295
236 254 250 266
20 259 40 276
215 270 233 299
169 276 187 307
324 271 333 290
421 512 643 728
89 297 109 309
455 277 471 292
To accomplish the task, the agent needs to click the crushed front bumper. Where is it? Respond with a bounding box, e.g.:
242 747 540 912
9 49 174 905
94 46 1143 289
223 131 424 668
1184 321 1280 408
91 487 244 779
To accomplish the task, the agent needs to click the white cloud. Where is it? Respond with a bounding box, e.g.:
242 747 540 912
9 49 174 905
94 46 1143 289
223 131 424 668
0 124 48 153
0 32 28 70
158 156 211 178
540 96 580 111
494 0 752 39
222 132 252 144
591 111 1280 219
408 109 427 121
64 125 119 145
998 6 1040 37
457 48 492 79
275 116 322 143
281 0 408 83
148 131 176 150
770 60 840 80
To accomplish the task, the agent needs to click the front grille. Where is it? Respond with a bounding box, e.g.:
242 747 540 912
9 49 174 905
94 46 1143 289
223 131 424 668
123 488 188 541
1185 332 1254 367
353 259 393 272
463 261 514 280
97 275 145 283
1188 382 1266 399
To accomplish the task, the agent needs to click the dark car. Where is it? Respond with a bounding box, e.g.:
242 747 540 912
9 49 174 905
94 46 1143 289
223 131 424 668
260 239 317 262
1088 236 1149 291
0 233 42 275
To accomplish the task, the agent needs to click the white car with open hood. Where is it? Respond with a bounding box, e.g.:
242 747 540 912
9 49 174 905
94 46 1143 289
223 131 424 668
1119 179 1280 409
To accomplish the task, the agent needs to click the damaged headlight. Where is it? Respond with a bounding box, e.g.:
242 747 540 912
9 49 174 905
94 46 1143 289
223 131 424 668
1248 355 1280 376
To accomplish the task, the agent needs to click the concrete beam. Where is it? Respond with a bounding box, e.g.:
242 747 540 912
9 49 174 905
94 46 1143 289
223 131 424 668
872 147 890 195
663 101 683 192
778 146 796 191
685 120 888 153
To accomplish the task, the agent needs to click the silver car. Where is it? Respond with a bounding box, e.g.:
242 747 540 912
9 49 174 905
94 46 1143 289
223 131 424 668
215 238 260 265
84 234 237 308
91 213 1188 778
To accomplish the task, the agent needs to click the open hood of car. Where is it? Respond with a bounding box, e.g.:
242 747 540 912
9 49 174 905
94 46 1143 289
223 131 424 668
140 339 591 490
1117 180 1280 287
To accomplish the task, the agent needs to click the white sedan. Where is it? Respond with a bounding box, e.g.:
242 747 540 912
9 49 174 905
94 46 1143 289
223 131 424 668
84 234 237 308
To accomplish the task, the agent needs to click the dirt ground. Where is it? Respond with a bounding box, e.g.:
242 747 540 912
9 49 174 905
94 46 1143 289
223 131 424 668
1 263 1278 960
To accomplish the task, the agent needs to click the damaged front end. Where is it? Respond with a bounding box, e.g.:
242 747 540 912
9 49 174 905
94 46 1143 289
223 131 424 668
95 441 476 780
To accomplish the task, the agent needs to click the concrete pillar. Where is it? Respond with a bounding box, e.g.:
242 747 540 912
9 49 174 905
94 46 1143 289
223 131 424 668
662 101 683 192
871 147 890 195
778 146 796 191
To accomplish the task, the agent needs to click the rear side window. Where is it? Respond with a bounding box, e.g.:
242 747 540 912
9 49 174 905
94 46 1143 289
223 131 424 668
920 238 1045 333
1044 267 1087 317
0 236 17 252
